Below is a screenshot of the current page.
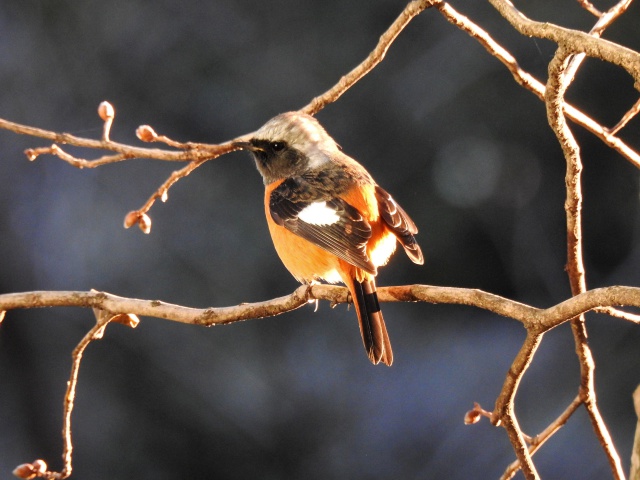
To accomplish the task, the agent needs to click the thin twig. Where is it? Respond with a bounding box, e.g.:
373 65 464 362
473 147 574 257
56 311 119 479
577 0 603 16
301 0 438 115
25 144 135 169
12 309 137 480
0 117 220 164
594 306 640 323
124 155 222 233
607 97 640 135
501 395 583 480
492 332 543 425
2 110 248 233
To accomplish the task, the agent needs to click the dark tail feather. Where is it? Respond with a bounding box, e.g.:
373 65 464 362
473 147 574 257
348 277 393 366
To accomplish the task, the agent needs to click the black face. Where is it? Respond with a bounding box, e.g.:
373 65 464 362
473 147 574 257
248 138 306 183
249 139 286 164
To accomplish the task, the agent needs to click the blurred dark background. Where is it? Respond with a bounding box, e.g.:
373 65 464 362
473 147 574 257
1 1 639 479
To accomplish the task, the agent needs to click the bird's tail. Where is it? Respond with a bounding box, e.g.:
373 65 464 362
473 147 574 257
343 274 393 366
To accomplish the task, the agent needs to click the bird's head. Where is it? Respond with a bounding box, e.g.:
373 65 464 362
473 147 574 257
233 111 339 185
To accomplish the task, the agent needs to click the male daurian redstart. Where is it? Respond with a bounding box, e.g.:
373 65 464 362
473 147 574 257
234 112 423 366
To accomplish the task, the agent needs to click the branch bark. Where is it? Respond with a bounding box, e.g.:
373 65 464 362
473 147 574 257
434 1 640 168
2 285 640 330
546 38 626 480
632 386 640 480
4 284 639 480
489 0 640 87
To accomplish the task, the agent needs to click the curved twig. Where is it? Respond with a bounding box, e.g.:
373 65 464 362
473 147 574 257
301 0 439 115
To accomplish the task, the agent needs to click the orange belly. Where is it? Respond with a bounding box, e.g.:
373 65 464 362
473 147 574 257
267 218 344 283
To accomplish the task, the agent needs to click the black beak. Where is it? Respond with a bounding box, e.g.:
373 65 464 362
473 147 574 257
232 140 263 152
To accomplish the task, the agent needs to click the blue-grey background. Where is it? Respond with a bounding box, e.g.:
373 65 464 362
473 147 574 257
1 1 639 479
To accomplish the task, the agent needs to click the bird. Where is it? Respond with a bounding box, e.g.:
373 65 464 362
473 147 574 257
233 111 423 366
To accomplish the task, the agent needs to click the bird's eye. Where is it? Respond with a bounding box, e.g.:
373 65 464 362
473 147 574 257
270 141 286 152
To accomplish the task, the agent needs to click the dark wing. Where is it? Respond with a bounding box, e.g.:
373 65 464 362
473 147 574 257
375 185 424 265
270 178 376 274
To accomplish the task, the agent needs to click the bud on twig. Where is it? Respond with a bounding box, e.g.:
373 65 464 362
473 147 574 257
111 313 140 328
123 211 140 229
12 464 36 479
12 459 47 479
97 101 115 121
136 125 157 142
464 409 483 425
123 211 152 234
137 212 152 234
98 101 115 142
464 402 490 425
31 460 47 475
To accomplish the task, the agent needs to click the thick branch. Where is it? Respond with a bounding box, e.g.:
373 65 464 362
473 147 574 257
501 394 541 480
489 0 640 87
434 2 640 168
1 285 639 330
545 22 626 478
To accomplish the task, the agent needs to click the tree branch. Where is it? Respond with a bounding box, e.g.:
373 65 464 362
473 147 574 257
301 0 439 115
547 40 626 480
2 285 640 331
6 283 640 480
500 394 583 480
0 116 225 164
434 1 640 169
632 386 640 480
489 0 640 87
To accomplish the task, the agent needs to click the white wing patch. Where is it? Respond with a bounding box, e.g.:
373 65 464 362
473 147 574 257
298 201 340 226
370 232 397 267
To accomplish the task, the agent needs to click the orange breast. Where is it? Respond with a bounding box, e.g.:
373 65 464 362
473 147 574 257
266 217 343 283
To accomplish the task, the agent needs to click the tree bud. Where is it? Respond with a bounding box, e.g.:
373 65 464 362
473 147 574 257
98 101 115 121
111 313 140 328
13 464 35 479
31 460 47 474
464 408 482 425
123 211 140 229
136 125 157 142
123 211 152 234
138 213 152 234
25 149 38 161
